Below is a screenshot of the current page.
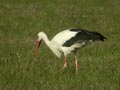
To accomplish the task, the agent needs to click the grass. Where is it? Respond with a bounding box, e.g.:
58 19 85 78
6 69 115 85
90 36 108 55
0 0 120 90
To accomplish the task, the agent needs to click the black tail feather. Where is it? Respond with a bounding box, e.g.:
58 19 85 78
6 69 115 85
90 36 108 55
91 31 107 41
100 36 107 41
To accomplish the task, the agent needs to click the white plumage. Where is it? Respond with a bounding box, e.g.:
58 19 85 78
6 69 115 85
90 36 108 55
52 29 78 46
35 28 106 74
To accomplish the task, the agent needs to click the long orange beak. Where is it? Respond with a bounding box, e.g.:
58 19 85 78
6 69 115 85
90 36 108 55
34 39 42 58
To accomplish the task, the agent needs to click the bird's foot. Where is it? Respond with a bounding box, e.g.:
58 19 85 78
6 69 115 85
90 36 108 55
76 70 78 76
61 66 66 71
61 63 67 71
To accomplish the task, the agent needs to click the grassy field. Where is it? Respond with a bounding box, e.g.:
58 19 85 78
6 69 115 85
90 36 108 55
0 0 120 90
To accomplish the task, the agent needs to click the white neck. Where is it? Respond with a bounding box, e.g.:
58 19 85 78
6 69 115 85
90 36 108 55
41 33 50 45
40 33 62 58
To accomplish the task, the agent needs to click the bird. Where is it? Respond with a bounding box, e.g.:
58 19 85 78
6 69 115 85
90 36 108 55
34 28 106 74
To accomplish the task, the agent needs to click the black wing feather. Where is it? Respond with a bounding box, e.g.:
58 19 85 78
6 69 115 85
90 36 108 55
63 28 106 47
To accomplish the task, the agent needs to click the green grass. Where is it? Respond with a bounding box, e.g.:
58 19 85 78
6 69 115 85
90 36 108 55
0 0 120 90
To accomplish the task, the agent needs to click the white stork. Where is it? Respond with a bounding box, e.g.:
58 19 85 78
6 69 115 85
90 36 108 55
35 28 106 74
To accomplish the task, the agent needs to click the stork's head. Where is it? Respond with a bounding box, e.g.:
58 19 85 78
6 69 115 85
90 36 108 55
34 32 45 57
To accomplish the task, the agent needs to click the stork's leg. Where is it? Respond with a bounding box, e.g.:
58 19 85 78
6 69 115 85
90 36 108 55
61 56 67 70
74 54 78 75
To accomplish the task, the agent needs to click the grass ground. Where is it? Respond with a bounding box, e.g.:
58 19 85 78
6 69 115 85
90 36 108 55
0 0 120 90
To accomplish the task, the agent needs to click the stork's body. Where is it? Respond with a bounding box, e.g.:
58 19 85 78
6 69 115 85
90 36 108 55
35 28 106 74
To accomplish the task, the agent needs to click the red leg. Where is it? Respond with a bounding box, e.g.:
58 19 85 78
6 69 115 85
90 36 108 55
61 56 67 70
74 55 78 75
